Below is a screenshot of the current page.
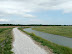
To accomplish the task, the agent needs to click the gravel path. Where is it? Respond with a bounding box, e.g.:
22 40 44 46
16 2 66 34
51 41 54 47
12 28 48 54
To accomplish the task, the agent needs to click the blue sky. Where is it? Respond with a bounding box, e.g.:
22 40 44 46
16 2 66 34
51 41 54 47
0 0 72 25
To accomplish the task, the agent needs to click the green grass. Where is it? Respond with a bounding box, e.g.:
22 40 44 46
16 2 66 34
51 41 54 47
32 26 72 38
18 27 72 54
0 28 10 33
0 28 13 54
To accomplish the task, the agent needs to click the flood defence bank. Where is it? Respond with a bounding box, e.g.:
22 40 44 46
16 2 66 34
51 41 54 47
18 27 72 54
12 28 49 54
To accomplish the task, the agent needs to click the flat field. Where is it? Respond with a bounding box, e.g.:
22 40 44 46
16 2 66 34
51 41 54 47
0 26 19 28
32 26 72 38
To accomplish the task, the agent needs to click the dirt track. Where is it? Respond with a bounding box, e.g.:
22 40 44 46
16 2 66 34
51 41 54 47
12 28 49 54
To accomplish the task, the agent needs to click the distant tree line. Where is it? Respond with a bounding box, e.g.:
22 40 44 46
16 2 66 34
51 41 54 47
0 24 72 26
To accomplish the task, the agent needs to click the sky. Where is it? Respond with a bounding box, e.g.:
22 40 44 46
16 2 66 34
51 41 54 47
0 0 72 25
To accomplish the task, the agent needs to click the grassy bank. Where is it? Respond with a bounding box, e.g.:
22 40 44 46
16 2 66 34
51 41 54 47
0 28 13 54
32 26 72 38
18 27 72 54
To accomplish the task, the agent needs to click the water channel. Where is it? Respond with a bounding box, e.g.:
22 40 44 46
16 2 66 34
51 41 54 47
24 28 72 48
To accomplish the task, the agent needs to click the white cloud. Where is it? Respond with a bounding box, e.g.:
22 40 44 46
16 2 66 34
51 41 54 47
29 19 41 22
0 1 34 17
0 19 9 22
23 14 36 18
0 0 72 18
0 14 4 17
27 19 43 24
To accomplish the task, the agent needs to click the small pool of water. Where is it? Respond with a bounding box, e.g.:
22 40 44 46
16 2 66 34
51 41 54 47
24 28 72 48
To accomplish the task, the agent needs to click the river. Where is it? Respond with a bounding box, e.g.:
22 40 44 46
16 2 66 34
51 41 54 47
24 28 72 48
